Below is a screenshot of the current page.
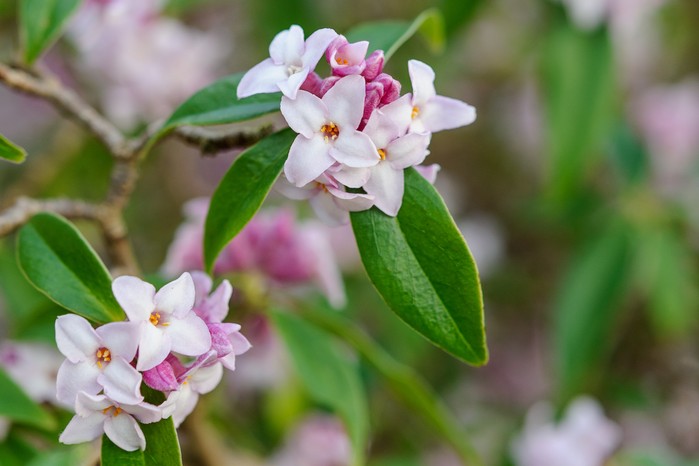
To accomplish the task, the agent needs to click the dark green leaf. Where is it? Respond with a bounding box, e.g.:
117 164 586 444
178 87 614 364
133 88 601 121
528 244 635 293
345 8 445 61
272 311 369 466
16 213 124 324
0 134 27 164
19 0 82 65
351 168 487 366
608 124 649 187
438 0 486 38
203 129 295 272
554 223 632 399
0 367 55 430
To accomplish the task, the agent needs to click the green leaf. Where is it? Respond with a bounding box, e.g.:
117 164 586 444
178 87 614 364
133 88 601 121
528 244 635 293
19 0 82 65
345 8 445 61
16 213 124 324
542 23 616 202
203 129 295 272
0 134 27 164
272 311 369 466
438 0 486 38
350 168 487 366
161 73 281 133
553 222 632 399
0 367 55 430
26 446 91 466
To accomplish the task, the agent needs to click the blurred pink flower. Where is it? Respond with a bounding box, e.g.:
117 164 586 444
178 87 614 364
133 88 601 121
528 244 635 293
271 415 351 466
0 341 63 404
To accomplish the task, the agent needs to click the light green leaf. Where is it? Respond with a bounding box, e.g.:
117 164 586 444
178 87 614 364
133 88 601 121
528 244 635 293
554 222 632 399
272 311 369 466
0 134 27 164
203 129 295 272
345 8 445 61
16 213 124 324
19 0 82 65
350 168 487 366
0 367 55 430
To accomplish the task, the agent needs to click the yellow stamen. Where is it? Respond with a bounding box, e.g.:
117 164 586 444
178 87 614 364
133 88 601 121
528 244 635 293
149 312 161 326
96 347 111 368
102 406 123 417
320 122 340 142
315 182 329 193
378 149 387 160
411 106 420 119
335 57 348 65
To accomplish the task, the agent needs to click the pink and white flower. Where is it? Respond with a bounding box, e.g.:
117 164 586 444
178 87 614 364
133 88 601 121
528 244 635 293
55 314 143 406
408 60 476 134
0 341 64 405
112 273 211 371
326 35 370 77
281 75 379 186
272 415 352 466
60 391 161 452
237 25 338 99
166 363 224 428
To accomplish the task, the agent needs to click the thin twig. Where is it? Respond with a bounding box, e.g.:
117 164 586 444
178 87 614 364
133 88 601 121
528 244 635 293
0 197 102 236
173 124 274 155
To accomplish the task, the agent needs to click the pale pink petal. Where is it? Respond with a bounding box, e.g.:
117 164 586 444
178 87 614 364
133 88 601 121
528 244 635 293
363 109 402 149
328 165 371 188
75 392 112 416
104 414 145 451
269 27 298 63
377 94 413 136
166 313 212 357
310 193 350 225
171 386 198 428
408 59 436 106
420 96 476 133
415 164 441 184
95 321 141 362
59 413 105 445
284 134 335 187
331 130 379 168
200 280 232 323
55 314 100 362
136 324 171 372
123 402 162 424
327 187 375 212
225 326 252 355
220 353 237 371
301 28 339 69
190 363 223 394
280 91 327 138
386 132 431 169
302 227 347 308
56 360 101 406
278 67 310 99
190 271 213 308
112 276 156 322
278 25 305 65
99 358 144 406
236 59 287 98
364 162 404 216
323 75 366 130
275 176 318 200
154 272 195 318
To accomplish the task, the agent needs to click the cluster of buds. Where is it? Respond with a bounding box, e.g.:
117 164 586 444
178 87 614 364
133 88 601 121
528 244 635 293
237 25 476 224
57 272 250 451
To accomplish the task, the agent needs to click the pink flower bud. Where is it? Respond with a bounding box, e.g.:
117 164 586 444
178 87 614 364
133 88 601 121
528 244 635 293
362 50 384 80
208 323 234 359
374 73 401 106
300 72 324 96
318 75 341 97
326 35 369 77
143 359 180 392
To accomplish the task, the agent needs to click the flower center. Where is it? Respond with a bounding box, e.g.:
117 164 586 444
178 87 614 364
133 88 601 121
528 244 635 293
411 106 420 119
95 347 111 368
287 64 303 76
378 148 387 160
102 406 123 417
335 56 349 65
320 122 340 142
315 182 330 193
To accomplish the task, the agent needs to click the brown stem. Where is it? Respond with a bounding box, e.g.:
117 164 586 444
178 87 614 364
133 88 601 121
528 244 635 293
173 124 274 155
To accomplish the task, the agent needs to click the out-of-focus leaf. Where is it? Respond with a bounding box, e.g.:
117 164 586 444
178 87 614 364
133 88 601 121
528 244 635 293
248 0 323 42
26 446 91 466
438 0 486 38
0 242 52 323
16 213 124 324
0 434 38 466
19 0 82 65
272 311 369 466
554 222 632 399
351 168 487 366
160 73 281 134
203 129 294 272
346 8 445 61
0 367 55 430
608 124 649 187
0 134 27 164
542 23 616 202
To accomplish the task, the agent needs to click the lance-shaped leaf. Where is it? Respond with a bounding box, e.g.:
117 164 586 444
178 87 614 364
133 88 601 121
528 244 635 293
351 168 487 366
0 367 55 430
16 213 124 324
272 311 369 466
0 134 28 164
203 129 295 272
345 8 445 61
19 0 82 65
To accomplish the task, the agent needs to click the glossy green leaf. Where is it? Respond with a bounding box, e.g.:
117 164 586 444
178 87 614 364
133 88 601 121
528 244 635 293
203 129 295 272
0 367 55 430
16 213 124 324
554 223 632 399
438 0 486 38
161 73 281 133
0 134 27 164
272 311 369 466
351 168 487 366
19 0 82 65
542 23 616 202
345 8 445 61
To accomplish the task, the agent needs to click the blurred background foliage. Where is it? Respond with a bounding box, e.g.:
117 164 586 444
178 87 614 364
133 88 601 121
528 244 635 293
1 0 699 465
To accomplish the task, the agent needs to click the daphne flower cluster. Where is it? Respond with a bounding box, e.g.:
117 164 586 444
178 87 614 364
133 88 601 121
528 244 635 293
238 25 476 224
57 272 250 451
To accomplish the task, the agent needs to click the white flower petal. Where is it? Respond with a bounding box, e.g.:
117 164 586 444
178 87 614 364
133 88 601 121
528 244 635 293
104 414 145 451
56 360 101 407
190 363 223 394
236 59 288 98
408 59 436 106
171 386 199 428
59 413 105 445
301 28 339 69
55 314 100 363
364 110 402 150
277 25 305 65
277 67 310 99
309 192 350 226
414 164 441 184
135 324 171 372
329 165 371 188
75 392 112 416
154 272 195 318
284 134 335 187
112 276 156 322
330 189 375 213
95 321 141 362
377 94 413 136
331 131 379 168
123 402 162 424
99 358 144 406
166 313 212 357
190 271 213 308
280 91 327 138
363 162 404 216
323 75 366 130
275 176 318 200
386 132 431 169
420 95 476 133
